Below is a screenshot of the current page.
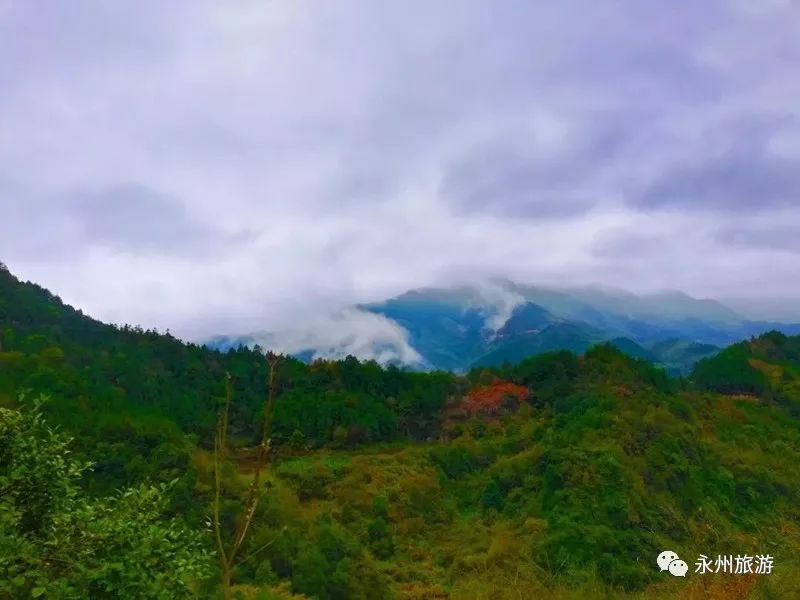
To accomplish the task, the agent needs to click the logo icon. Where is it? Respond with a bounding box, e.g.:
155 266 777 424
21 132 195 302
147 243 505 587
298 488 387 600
669 559 688 577
657 550 687 577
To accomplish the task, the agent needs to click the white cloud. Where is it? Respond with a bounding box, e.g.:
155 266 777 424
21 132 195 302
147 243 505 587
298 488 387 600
246 308 424 366
1 0 799 338
471 283 526 332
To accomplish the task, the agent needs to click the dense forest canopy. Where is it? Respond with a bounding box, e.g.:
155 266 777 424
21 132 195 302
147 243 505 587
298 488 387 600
2 265 800 599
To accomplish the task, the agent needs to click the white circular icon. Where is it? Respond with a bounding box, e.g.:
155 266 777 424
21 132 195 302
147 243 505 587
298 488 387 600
657 550 689 577
668 559 688 577
657 550 680 572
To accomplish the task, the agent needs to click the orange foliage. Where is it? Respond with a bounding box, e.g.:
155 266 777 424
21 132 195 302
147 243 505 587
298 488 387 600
447 381 529 420
396 582 449 600
614 384 632 398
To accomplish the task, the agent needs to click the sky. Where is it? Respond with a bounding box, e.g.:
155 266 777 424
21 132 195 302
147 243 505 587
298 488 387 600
2 0 800 339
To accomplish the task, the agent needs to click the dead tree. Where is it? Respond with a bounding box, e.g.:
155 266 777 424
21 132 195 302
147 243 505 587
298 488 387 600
213 351 281 600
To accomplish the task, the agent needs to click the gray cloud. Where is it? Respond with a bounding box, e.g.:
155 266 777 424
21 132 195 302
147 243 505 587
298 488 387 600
717 223 800 254
592 231 674 260
0 181 253 261
73 183 254 256
637 116 800 212
1 0 800 337
440 145 589 219
439 109 647 219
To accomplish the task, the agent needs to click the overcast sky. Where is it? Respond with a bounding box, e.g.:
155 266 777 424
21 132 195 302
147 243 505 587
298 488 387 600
2 0 800 338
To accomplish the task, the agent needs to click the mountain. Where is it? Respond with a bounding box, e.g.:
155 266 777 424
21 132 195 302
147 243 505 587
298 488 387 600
607 337 658 362
494 301 554 336
646 338 721 376
358 289 488 371
4 263 800 597
208 281 800 375
475 320 605 367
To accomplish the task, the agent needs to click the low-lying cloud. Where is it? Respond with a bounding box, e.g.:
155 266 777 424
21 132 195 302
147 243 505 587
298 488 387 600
247 308 424 367
471 282 526 332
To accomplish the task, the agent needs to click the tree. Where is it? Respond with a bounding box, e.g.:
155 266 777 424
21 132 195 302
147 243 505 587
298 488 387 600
213 351 281 600
0 395 208 599
480 478 504 512
367 517 394 559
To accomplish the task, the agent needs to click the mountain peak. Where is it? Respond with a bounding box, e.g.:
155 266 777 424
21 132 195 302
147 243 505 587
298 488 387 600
496 303 553 337
206 279 800 373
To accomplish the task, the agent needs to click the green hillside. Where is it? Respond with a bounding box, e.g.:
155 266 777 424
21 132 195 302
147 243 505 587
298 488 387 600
647 339 721 376
473 322 604 368
2 264 799 599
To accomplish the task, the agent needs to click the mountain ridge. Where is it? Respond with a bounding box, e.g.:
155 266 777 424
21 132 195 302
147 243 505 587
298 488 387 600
208 281 800 375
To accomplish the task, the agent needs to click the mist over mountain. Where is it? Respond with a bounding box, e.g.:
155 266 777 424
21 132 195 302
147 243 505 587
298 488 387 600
207 280 800 375
206 307 425 368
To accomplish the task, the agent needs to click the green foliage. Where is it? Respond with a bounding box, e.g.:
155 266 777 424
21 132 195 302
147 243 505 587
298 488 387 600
0 398 209 599
479 479 504 512
4 267 800 598
0 267 460 475
429 439 493 479
506 350 581 405
692 342 768 394
367 517 394 559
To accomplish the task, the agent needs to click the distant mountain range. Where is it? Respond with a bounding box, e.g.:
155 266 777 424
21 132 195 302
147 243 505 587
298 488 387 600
206 281 800 375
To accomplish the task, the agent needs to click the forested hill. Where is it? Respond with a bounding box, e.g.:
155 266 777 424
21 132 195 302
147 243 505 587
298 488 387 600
0 264 458 486
2 263 800 598
693 330 800 402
